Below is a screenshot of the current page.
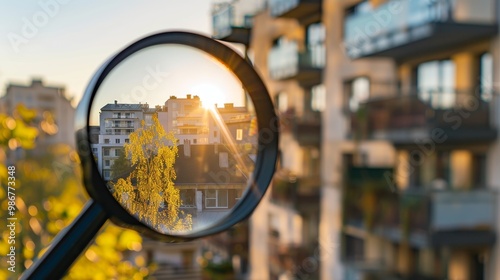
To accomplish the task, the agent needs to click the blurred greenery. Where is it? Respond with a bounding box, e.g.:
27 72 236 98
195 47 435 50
0 105 150 279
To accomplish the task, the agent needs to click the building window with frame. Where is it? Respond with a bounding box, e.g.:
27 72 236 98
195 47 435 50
115 139 120 144
205 189 228 208
125 139 129 144
115 149 121 157
104 160 110 167
104 138 110 144
311 84 326 112
236 129 243 141
344 77 370 112
180 190 196 207
416 59 455 108
103 148 110 156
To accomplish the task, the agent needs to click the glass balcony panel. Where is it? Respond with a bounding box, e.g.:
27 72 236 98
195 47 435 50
270 0 299 17
344 0 497 59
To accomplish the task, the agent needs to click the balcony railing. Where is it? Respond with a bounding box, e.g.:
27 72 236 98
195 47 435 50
350 88 498 144
344 0 497 59
269 0 322 22
343 166 498 247
268 41 324 85
271 171 321 207
397 188 497 246
343 166 395 230
212 3 253 45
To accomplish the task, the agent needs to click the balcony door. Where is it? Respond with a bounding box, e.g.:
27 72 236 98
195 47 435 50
416 59 456 109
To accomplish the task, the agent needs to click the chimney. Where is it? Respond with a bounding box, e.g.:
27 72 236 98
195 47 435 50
114 100 117 105
224 103 234 109
187 94 192 99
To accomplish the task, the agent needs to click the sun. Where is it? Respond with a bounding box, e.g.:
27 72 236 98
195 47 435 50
189 83 227 109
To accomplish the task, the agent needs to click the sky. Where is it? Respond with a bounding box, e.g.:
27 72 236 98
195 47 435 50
89 44 246 125
0 0 233 106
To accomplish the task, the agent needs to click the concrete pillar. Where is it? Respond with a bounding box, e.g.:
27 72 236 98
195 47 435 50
486 4 500 279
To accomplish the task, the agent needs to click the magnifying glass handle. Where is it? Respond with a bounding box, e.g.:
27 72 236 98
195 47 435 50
20 200 108 280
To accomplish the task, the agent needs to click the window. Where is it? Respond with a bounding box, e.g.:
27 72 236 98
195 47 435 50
236 129 243 141
417 59 455 108
115 139 120 144
125 113 130 118
479 52 493 100
103 148 110 156
278 92 288 113
311 84 326 112
205 189 228 208
235 189 244 202
92 148 97 153
344 77 369 112
193 139 197 144
125 139 130 144
219 152 229 168
103 170 110 179
114 149 121 157
180 190 196 207
105 160 110 167
306 22 326 68
104 138 110 144
213 131 218 137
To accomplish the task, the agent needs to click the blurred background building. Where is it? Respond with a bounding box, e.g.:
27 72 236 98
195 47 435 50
0 78 75 161
211 0 500 279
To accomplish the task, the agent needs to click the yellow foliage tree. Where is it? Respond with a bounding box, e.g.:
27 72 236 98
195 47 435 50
0 105 149 279
111 114 192 233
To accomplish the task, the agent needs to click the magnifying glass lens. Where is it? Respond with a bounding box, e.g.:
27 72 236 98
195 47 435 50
89 45 257 235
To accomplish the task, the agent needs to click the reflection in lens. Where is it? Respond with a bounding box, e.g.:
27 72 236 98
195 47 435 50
89 45 257 235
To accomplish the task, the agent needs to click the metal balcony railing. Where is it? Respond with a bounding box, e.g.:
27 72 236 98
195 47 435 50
350 88 498 142
212 3 253 39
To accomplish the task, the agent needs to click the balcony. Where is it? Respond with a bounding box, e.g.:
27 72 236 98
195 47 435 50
377 188 497 247
344 0 498 60
271 170 321 210
269 0 322 23
343 166 497 247
268 41 324 86
350 89 498 144
343 167 395 231
212 3 252 45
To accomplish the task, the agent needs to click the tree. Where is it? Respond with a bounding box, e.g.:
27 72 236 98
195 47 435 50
0 105 149 279
111 114 192 233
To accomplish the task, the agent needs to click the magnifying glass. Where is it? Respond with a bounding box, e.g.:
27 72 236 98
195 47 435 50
21 31 278 279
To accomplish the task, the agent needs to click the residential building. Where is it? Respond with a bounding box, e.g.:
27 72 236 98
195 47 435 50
0 78 75 160
212 0 500 279
91 101 147 180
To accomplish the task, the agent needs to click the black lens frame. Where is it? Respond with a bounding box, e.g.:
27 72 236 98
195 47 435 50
75 31 279 241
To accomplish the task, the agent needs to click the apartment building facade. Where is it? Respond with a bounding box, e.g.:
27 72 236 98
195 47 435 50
212 0 500 279
0 78 75 156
